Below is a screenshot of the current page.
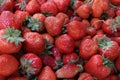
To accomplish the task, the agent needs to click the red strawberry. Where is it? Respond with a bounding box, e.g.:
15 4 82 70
38 66 56 80
23 32 45 54
101 75 117 80
0 54 19 76
8 77 28 80
0 27 24 54
86 27 97 36
0 75 5 80
66 21 86 40
78 73 94 80
20 53 42 75
115 54 120 71
41 1 58 16
55 34 75 54
63 52 79 64
82 19 90 27
80 38 98 60
25 0 41 14
55 64 83 78
37 0 46 6
45 16 64 36
111 0 120 5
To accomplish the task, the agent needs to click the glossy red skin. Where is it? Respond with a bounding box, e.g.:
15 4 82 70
23 32 45 54
56 64 80 78
21 27 31 36
51 47 62 61
50 0 70 13
101 75 117 80
76 4 91 19
55 34 75 54
99 40 119 60
0 0 14 14
0 11 20 30
20 53 42 75
0 54 19 76
41 1 58 16
38 66 56 80
40 55 56 68
63 52 78 64
56 12 70 24
26 0 41 14
66 21 86 40
45 16 64 36
0 30 22 54
78 73 94 80
8 77 28 80
86 27 97 36
82 19 90 27
85 54 111 79
80 38 98 60
37 0 46 6
111 0 120 5
15 10 29 27
115 54 120 71
90 18 103 30
42 33 54 44
110 37 120 45
72 16 82 21
73 0 83 10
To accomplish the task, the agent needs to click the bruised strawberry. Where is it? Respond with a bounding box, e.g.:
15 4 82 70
45 16 64 36
0 0 14 14
0 54 19 76
78 73 94 80
80 38 98 60
38 66 56 80
25 0 41 14
23 32 45 54
63 52 79 64
0 11 21 30
115 54 120 71
8 77 28 80
41 1 58 16
66 21 86 40
0 27 24 54
20 53 42 75
55 64 83 78
55 34 75 54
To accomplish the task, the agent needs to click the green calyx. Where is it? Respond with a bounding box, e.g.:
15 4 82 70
0 0 6 6
97 35 113 50
2 27 24 46
116 16 120 25
41 11 52 17
102 55 117 72
24 16 43 31
16 0 27 11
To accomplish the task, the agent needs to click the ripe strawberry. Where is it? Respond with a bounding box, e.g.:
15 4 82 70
55 64 83 78
78 73 94 80
86 27 97 36
66 21 86 40
55 34 75 54
23 32 45 54
116 7 120 16
115 54 120 71
38 66 56 80
25 0 41 14
0 27 24 54
0 54 19 76
0 11 21 30
45 16 64 36
0 75 5 80
0 0 14 14
62 52 79 64
8 77 28 80
110 37 120 45
41 1 58 16
20 53 42 75
101 75 117 80
82 19 90 27
80 38 98 60
37 0 46 6
71 0 83 10
111 0 120 5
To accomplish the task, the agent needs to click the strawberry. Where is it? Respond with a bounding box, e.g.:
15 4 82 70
82 19 90 27
8 77 28 80
41 1 58 16
86 27 97 36
0 54 19 76
37 0 46 6
38 66 56 80
55 34 75 54
20 53 42 75
0 75 5 80
55 64 83 78
25 0 41 14
45 16 64 36
111 0 120 5
115 54 120 71
0 27 24 54
66 21 86 40
78 72 94 80
23 32 45 54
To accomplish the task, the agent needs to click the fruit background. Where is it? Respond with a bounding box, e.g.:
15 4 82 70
0 0 120 80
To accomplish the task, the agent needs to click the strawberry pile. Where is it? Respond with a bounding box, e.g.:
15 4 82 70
0 0 120 80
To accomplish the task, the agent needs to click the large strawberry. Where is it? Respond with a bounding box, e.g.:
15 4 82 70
23 32 45 54
20 53 42 75
55 34 75 54
66 20 86 40
45 16 64 36
0 54 19 76
0 27 24 54
38 66 56 80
